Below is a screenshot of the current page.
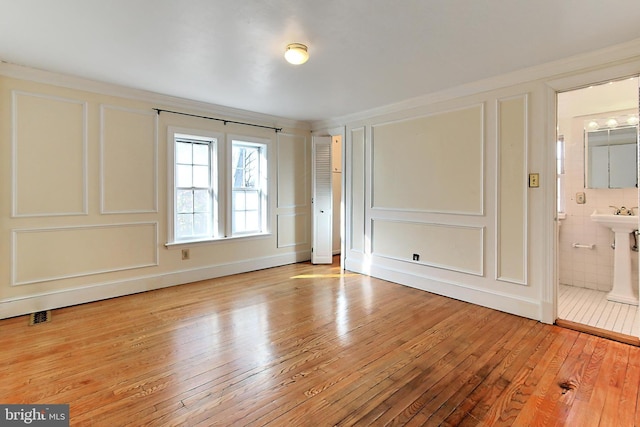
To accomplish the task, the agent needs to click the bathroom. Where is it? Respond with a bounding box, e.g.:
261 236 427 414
557 77 639 338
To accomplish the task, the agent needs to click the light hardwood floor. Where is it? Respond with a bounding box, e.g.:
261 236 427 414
2 259 640 426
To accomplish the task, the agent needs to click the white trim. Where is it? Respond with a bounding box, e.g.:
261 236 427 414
495 94 529 286
11 222 159 286
11 90 89 217
165 231 273 249
0 250 311 320
99 104 159 214
344 258 542 321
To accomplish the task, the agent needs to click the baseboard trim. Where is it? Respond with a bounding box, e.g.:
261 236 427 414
0 251 311 320
555 319 640 347
345 259 542 321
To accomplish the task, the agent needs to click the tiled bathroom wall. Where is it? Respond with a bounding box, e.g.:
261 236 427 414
558 112 639 291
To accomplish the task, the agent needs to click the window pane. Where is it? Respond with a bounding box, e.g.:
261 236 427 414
234 211 246 233
232 148 244 187
177 190 193 213
173 135 217 243
193 189 210 212
244 149 258 188
245 211 260 232
176 165 193 188
193 213 209 235
246 191 259 210
176 214 193 238
193 165 209 187
193 143 209 166
233 191 245 210
176 142 192 164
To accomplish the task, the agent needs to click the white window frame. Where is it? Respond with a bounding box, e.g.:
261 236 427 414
166 128 271 247
228 136 270 237
167 126 222 245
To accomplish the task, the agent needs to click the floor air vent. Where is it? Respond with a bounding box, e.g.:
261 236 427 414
29 310 51 325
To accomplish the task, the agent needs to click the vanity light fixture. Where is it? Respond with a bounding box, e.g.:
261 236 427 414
587 121 599 130
627 116 639 126
606 118 618 128
284 43 309 65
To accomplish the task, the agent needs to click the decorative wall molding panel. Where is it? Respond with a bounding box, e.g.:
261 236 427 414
496 95 528 285
100 105 158 214
12 91 88 217
349 127 365 253
276 133 308 209
12 222 158 285
371 104 484 215
372 219 484 276
277 213 308 248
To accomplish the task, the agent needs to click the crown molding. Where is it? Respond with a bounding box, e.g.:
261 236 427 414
312 37 640 130
0 61 311 132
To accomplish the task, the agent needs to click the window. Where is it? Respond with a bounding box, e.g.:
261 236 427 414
167 128 270 246
232 140 267 235
169 129 219 243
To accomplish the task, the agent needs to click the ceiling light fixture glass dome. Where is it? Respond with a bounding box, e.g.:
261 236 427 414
284 43 309 65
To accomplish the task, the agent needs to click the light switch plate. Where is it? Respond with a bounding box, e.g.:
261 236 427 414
528 173 539 188
576 192 586 204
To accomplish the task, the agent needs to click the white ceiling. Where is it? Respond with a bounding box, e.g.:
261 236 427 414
1 0 640 122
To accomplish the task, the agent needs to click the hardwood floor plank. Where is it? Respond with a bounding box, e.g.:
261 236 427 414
399 317 533 426
508 328 578 426
617 344 640 427
2 258 639 426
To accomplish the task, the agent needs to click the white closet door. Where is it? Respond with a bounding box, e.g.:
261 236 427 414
312 136 333 264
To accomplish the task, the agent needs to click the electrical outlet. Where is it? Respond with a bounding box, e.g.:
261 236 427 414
528 173 539 188
413 253 420 261
181 249 190 260
576 192 586 204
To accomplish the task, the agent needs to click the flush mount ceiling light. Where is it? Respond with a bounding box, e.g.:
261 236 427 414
284 43 309 65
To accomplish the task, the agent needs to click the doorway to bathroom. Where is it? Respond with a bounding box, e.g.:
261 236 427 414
556 76 640 340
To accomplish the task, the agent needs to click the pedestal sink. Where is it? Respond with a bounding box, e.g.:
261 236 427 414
590 210 639 305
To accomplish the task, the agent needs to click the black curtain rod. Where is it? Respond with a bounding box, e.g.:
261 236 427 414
153 108 282 133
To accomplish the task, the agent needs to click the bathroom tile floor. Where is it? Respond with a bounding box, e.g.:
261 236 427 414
558 284 639 336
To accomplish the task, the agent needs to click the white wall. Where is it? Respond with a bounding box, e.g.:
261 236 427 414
320 40 640 325
341 86 546 321
0 67 312 319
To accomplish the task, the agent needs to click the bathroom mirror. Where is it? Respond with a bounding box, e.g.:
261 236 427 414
584 124 638 188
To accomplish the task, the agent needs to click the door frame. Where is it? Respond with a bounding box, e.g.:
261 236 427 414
312 126 346 269
545 60 640 333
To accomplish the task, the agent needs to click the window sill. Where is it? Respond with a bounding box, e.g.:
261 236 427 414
165 232 272 249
